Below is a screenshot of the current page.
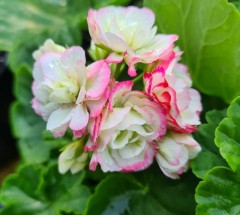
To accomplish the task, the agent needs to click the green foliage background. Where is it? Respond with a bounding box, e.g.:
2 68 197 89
1 0 240 214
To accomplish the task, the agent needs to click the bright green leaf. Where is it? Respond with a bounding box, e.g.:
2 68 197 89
0 164 91 215
215 96 240 171
196 167 240 214
191 109 228 179
144 0 240 103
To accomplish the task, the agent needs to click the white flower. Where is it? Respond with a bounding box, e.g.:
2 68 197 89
87 6 177 76
156 132 201 179
88 81 167 172
32 40 111 137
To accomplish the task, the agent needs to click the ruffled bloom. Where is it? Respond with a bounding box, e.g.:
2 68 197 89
32 40 111 137
156 132 201 179
88 81 167 172
87 6 178 77
33 39 65 60
144 56 202 132
58 140 88 174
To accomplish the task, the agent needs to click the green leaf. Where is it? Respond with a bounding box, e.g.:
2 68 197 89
84 174 142 215
230 0 240 10
144 0 240 103
85 165 198 215
10 102 45 139
215 96 240 171
91 0 131 8
0 0 84 52
42 164 91 214
0 164 91 215
191 109 228 179
196 167 240 214
10 102 54 164
8 27 81 73
13 65 33 105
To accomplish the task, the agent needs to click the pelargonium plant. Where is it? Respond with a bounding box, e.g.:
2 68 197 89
31 6 202 178
1 0 240 214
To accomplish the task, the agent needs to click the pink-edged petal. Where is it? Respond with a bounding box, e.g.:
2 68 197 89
69 104 89 131
119 144 156 172
108 81 133 110
46 106 72 137
101 107 131 130
73 129 87 138
134 102 167 140
127 63 137 77
61 46 86 67
89 153 98 171
106 52 124 64
144 67 166 95
85 138 98 152
85 115 103 151
87 86 110 118
156 137 189 179
85 60 111 100
90 150 121 172
32 98 41 116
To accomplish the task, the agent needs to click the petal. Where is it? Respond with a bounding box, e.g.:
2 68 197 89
106 52 124 64
103 32 130 52
69 104 89 131
108 81 133 110
110 130 133 150
101 107 131 130
61 46 86 67
33 39 65 60
118 138 145 159
47 106 72 137
117 110 146 130
115 143 155 172
38 53 63 81
85 60 111 100
90 150 121 172
87 87 110 118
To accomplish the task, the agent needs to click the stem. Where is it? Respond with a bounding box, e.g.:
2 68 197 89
132 72 144 83
113 63 123 79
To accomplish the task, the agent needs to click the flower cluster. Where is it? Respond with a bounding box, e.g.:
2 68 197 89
32 6 202 179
